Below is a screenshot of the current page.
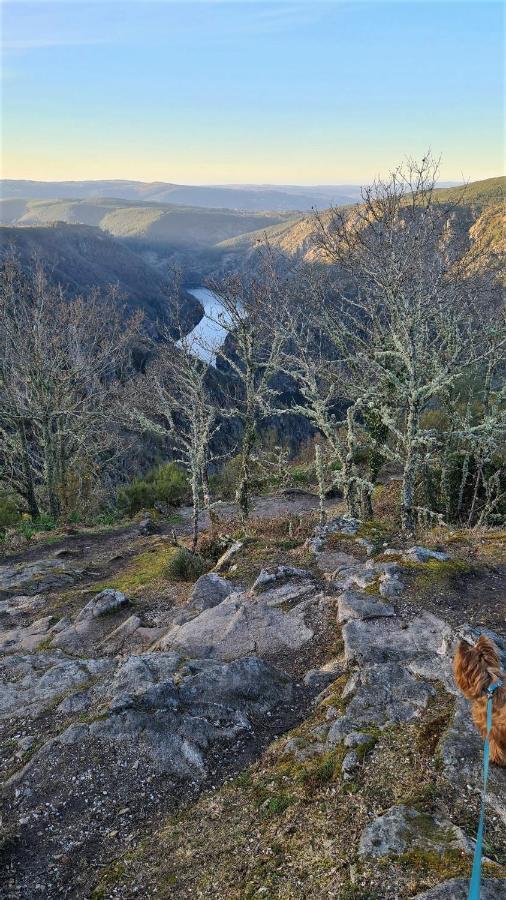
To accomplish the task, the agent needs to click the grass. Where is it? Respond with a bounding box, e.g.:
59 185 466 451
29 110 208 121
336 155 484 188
94 545 177 594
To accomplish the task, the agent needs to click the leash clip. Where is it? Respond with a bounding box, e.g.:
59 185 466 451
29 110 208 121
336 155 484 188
486 676 504 698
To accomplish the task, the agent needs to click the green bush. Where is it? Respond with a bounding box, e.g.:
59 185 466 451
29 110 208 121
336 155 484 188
117 462 188 516
0 493 20 529
16 514 57 541
167 547 206 581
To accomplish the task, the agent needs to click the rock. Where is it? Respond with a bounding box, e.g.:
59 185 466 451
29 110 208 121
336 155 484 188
315 551 357 574
379 572 404 598
159 589 317 661
190 573 236 611
214 541 243 573
99 615 165 654
327 663 435 743
413 879 506 899
67 655 292 776
342 611 452 666
76 589 128 621
303 659 343 691
0 615 56 653
137 516 161 535
343 731 372 748
341 750 359 776
252 566 311 593
332 565 379 591
0 651 115 719
0 558 79 598
308 516 361 552
337 590 395 625
404 546 450 563
358 805 471 858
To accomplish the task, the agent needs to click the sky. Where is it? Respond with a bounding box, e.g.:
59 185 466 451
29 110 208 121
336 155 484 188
1 0 504 185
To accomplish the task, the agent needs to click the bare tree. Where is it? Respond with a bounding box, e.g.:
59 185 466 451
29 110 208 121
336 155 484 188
313 154 498 531
206 271 284 521
0 256 139 518
123 326 219 551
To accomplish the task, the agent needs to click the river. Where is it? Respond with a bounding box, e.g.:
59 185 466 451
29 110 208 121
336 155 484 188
185 287 229 364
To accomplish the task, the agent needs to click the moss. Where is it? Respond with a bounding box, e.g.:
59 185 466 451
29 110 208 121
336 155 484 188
94 545 177 594
402 557 473 587
394 848 473 880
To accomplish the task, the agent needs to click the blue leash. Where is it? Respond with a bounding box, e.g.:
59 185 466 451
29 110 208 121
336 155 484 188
468 677 504 900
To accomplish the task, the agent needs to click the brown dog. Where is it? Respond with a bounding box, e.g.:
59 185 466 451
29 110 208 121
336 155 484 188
454 635 506 766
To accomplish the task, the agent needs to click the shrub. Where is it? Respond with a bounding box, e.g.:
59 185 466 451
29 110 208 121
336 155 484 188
166 547 206 581
0 493 20 530
117 463 188 516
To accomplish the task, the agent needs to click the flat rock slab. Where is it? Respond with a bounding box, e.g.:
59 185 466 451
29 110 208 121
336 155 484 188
316 551 358 574
159 590 317 661
0 558 80 598
327 663 435 743
0 615 56 653
343 610 453 665
414 879 506 899
404 546 450 563
337 590 395 625
358 804 471 858
0 651 115 719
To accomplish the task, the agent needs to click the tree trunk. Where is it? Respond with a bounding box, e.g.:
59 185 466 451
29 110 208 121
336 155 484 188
360 485 374 521
18 421 40 519
191 474 199 552
401 402 419 533
314 443 327 527
42 416 60 519
237 414 255 523
201 465 211 511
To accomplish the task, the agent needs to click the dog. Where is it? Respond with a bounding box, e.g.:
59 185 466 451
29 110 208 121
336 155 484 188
454 634 506 766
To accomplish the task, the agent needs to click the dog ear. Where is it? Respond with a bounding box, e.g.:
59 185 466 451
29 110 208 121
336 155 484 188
454 640 486 699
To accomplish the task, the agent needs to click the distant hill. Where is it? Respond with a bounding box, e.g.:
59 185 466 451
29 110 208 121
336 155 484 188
0 180 378 212
0 223 202 334
0 197 294 248
217 176 506 269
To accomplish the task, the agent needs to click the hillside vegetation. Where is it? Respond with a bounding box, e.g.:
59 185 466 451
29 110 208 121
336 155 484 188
0 198 292 248
0 223 201 331
219 176 506 268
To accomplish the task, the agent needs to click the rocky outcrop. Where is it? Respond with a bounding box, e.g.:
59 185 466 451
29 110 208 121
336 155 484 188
358 805 471 857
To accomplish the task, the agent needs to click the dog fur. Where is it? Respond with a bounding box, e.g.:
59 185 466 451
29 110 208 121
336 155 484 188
454 635 506 766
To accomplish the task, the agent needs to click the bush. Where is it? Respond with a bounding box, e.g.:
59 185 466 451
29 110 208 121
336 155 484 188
166 547 206 581
0 493 20 529
117 463 188 516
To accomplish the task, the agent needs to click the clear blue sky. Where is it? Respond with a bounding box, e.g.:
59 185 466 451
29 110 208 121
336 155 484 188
1 1 504 184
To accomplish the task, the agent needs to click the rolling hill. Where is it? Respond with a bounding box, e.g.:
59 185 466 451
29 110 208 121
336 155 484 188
0 180 371 212
0 197 295 248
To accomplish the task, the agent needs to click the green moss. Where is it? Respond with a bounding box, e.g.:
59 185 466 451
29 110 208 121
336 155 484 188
94 546 177 594
403 557 473 587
